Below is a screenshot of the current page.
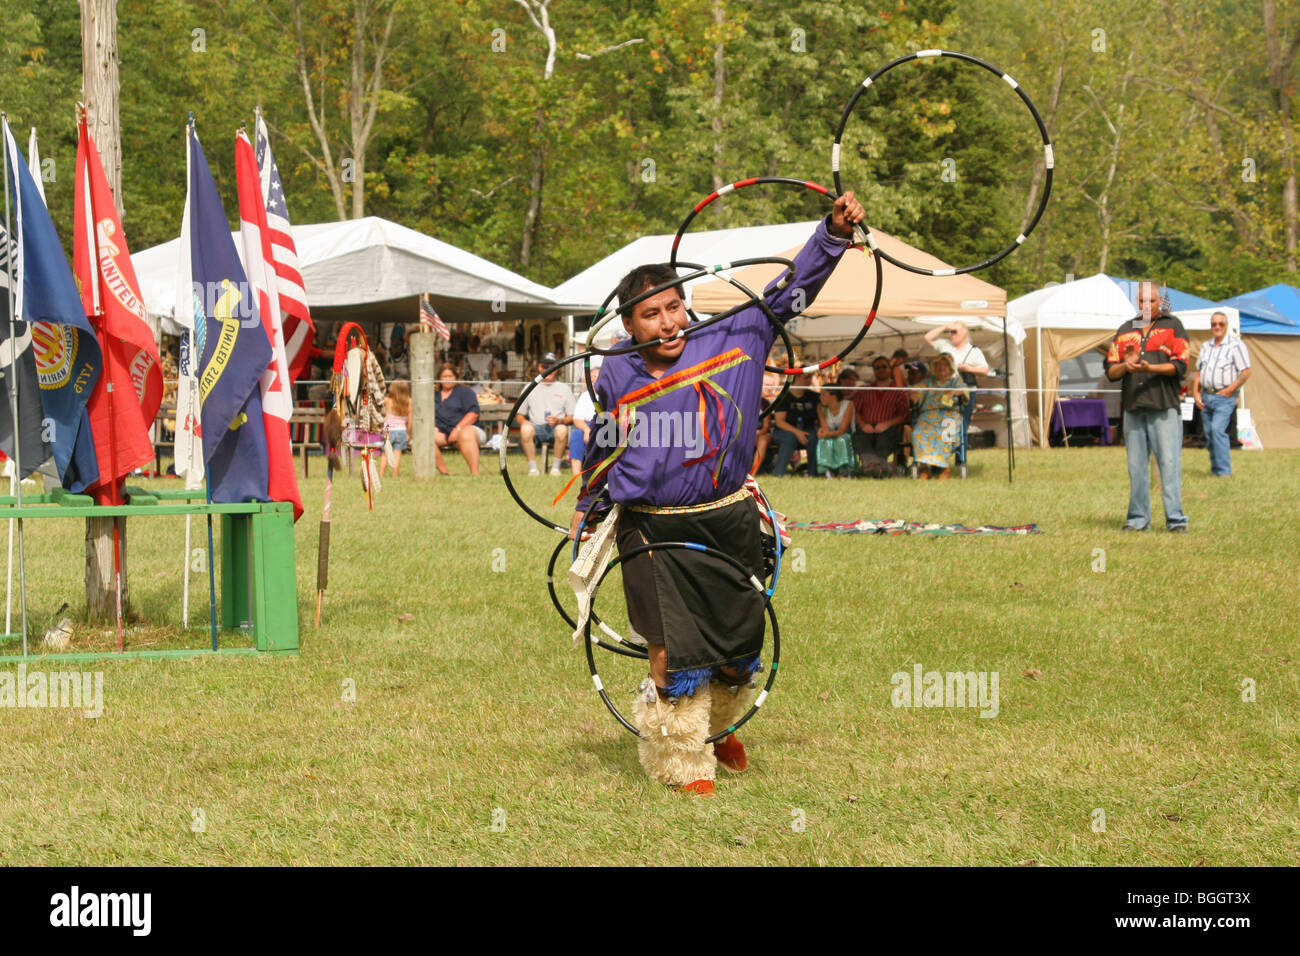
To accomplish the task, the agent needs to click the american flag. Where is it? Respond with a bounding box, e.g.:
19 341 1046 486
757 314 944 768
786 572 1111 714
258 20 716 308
421 294 451 341
254 111 315 381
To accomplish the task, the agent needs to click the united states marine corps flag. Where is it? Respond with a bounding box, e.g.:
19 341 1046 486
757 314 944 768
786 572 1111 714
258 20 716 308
185 121 271 503
73 110 162 502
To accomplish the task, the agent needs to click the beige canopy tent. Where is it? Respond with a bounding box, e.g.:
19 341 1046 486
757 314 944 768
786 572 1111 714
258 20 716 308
1237 336 1300 448
691 226 1006 319
689 224 1030 447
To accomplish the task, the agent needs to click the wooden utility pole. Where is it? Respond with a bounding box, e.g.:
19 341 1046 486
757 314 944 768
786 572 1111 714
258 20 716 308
79 0 123 220
80 0 128 622
410 332 437 479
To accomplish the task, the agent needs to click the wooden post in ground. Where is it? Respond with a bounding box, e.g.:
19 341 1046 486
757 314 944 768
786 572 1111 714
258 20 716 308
85 516 128 622
411 331 437 479
81 0 130 623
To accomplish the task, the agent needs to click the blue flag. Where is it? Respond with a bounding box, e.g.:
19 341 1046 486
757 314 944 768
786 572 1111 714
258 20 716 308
0 119 101 488
186 124 271 504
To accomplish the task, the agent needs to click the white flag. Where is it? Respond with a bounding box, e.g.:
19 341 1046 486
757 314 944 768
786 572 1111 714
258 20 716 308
27 128 45 205
172 124 204 488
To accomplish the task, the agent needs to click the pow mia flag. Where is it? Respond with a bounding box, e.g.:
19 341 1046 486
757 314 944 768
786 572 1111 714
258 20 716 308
0 218 52 480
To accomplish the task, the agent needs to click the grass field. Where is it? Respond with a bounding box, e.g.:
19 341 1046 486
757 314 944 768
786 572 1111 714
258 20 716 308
0 446 1296 866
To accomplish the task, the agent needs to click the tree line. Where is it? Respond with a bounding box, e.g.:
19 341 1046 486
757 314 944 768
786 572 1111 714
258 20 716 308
2 0 1295 301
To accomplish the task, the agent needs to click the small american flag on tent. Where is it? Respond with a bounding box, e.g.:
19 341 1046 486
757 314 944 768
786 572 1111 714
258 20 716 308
254 110 315 381
421 294 451 341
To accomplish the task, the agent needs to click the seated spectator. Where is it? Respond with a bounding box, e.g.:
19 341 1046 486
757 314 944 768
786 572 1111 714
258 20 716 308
851 356 909 478
379 381 411 479
815 387 855 478
911 354 966 480
569 361 600 477
895 360 927 472
770 373 820 477
751 372 781 475
890 348 909 389
517 353 575 476
434 363 484 476
925 321 988 467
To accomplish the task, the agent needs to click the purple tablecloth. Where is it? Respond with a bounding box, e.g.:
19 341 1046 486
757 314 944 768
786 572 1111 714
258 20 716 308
1050 398 1111 445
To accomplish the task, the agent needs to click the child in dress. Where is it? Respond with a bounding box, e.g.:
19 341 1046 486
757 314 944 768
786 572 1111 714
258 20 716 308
380 381 412 478
816 387 855 477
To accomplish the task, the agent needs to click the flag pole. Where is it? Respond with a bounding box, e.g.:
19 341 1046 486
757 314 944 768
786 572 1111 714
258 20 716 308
180 120 194 631
5 469 14 636
182 504 191 626
80 105 125 651
188 113 218 652
2 113 30 655
315 453 332 628
205 476 217 651
181 330 206 633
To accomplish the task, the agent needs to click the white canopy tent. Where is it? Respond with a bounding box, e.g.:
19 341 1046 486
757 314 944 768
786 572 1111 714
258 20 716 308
133 215 560 333
1008 274 1236 445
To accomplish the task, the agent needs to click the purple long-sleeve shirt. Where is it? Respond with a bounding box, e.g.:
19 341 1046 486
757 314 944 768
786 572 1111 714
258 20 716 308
577 217 849 510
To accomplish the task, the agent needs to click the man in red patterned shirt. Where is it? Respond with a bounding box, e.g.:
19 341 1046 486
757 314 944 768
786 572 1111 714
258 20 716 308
851 356 911 477
1104 281 1190 532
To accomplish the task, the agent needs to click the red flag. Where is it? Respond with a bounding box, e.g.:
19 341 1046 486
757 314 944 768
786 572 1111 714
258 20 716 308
236 128 303 521
73 117 163 503
254 114 315 382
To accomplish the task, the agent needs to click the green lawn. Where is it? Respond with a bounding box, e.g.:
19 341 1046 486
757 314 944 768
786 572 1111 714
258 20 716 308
0 446 1296 865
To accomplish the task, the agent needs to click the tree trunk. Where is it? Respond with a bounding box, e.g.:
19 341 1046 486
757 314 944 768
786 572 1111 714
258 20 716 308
293 0 348 220
346 0 396 220
1028 65 1063 281
1264 0 1298 271
350 0 367 220
710 2 726 195
80 0 130 622
520 114 545 270
1159 0 1257 245
79 0 122 220
516 0 556 269
85 516 128 623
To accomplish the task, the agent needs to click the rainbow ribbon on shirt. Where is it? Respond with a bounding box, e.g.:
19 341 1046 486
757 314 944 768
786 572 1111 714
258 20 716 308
555 347 752 504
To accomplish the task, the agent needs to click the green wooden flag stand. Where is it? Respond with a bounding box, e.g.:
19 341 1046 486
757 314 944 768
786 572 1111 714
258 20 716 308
0 487 299 662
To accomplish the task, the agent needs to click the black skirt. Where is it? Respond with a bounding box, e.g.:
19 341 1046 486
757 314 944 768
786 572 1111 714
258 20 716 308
616 497 765 673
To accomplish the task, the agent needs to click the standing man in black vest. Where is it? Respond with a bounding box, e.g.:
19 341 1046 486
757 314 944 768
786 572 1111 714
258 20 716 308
1103 282 1191 532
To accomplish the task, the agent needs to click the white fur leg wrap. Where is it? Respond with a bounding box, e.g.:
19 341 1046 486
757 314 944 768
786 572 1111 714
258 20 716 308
632 681 716 786
709 679 756 738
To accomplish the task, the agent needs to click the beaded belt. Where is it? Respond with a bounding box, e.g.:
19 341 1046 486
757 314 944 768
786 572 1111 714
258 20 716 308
627 486 751 515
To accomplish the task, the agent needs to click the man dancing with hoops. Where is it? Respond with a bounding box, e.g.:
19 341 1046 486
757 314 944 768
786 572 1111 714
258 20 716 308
571 193 866 795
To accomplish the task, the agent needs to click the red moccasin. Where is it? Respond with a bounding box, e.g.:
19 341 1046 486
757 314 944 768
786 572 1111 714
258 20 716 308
713 734 748 772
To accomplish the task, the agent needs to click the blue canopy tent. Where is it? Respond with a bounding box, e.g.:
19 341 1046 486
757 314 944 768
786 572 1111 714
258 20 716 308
1106 276 1219 314
1221 283 1300 336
